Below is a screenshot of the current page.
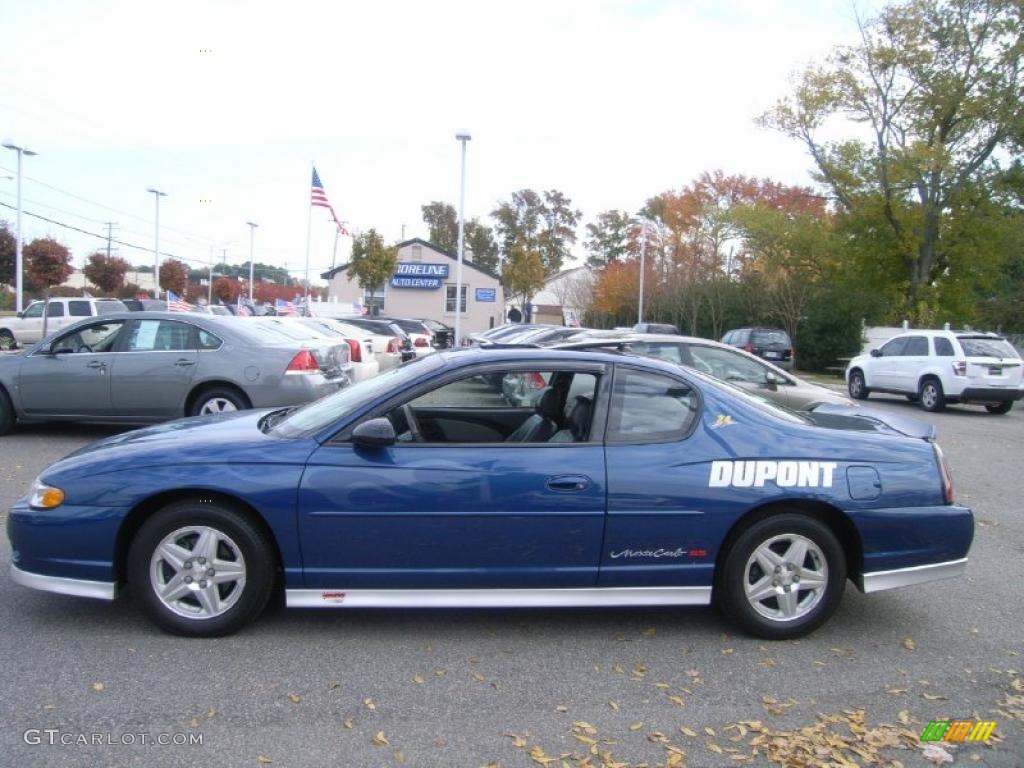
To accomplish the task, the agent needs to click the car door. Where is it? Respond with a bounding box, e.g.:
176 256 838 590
14 301 45 343
870 336 907 389
600 365 708 588
893 335 929 393
109 319 199 418
296 363 608 590
17 319 127 415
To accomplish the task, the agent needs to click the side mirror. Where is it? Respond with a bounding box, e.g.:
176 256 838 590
764 372 779 391
352 417 396 448
16 310 25 319
870 349 881 357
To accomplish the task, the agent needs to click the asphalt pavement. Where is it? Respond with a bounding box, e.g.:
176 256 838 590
0 396 1021 768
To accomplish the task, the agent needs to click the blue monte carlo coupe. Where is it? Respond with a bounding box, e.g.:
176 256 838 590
8 347 973 638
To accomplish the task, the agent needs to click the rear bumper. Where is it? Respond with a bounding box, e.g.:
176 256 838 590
858 557 967 593
956 386 1024 403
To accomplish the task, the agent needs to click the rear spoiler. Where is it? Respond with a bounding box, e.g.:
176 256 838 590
811 403 938 441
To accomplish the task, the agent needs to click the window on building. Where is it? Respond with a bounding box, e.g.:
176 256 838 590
411 245 422 262
363 285 386 313
446 284 467 313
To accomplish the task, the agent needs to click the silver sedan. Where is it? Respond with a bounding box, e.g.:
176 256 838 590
0 312 352 435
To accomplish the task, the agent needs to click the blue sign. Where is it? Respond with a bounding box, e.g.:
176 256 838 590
475 288 496 302
395 262 449 278
391 276 442 289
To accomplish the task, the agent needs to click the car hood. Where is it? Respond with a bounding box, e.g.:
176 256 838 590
807 403 937 440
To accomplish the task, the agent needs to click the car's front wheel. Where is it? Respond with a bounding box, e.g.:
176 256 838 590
985 401 1013 415
717 513 846 640
0 329 17 351
918 378 946 412
128 500 275 636
848 370 869 400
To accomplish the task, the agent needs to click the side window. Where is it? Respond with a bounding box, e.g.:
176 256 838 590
689 345 769 383
903 336 928 356
46 302 65 317
933 337 955 356
197 329 222 350
23 302 44 319
607 369 699 443
52 321 125 353
629 342 684 365
126 320 195 352
68 301 92 317
879 337 908 357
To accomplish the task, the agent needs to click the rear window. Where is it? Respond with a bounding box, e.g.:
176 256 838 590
68 300 92 316
934 337 955 356
958 337 1020 359
95 300 127 315
752 330 791 346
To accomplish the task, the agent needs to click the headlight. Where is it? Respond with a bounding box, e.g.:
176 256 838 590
28 478 65 510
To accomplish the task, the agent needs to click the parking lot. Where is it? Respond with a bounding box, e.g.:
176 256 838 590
0 392 1020 768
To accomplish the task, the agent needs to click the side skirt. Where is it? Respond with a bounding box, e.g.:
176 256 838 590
286 586 712 609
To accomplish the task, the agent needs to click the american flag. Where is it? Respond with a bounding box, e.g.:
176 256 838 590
167 290 194 313
311 167 349 235
83 289 93 298
275 298 298 316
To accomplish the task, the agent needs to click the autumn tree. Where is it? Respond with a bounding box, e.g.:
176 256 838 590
763 0 1024 319
83 252 130 294
212 276 237 303
349 229 398 293
585 210 633 268
501 241 546 309
493 189 581 275
24 238 73 294
158 258 188 295
0 221 15 286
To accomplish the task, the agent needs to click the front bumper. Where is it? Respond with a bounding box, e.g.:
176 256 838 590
858 557 967 593
10 564 117 600
956 386 1024 403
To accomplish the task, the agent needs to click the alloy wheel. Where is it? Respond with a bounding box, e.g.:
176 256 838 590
149 526 247 620
200 397 238 415
743 533 828 622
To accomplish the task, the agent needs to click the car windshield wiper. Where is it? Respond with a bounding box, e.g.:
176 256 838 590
259 406 298 433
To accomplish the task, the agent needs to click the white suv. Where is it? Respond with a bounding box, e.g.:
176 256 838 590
846 330 1023 414
0 297 128 349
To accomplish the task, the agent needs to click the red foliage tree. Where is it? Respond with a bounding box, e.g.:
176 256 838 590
24 238 73 294
158 258 188 295
83 252 130 294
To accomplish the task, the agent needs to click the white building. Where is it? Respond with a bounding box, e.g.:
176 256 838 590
528 266 594 326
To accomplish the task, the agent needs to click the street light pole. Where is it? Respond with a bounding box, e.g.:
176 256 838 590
454 131 471 346
638 221 646 325
2 141 38 312
246 221 258 302
146 188 167 299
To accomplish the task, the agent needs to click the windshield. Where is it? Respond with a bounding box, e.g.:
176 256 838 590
958 337 1020 359
269 354 446 437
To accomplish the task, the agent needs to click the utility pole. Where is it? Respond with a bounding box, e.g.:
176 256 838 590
104 222 117 259
401 223 406 241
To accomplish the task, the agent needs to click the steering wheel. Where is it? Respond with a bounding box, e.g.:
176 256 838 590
402 404 424 442
76 343 93 354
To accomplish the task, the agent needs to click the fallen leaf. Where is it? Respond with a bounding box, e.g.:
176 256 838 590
812 661 827 667
555 705 569 713
902 637 916 651
642 628 656 636
922 692 947 701
343 718 354 729
364 698 377 711
257 756 272 765
721 648 734 655
393 749 405 763
759 658 777 668
647 731 668 743
680 726 698 738
685 669 700 678
287 693 301 705
629 722 644 731
708 743 724 754
897 710 912 724
528 745 557 766
372 731 389 747
922 743 954 764
207 708 216 719
434 739 447 748
886 688 908 694
413 674 424 684
434 669 447 677
668 695 686 707
91 682 105 692
654 682 671 689
506 733 528 748
190 718 200 728
43 704 56 711
328 682 341 690
608 701 620 711
471 672 486 682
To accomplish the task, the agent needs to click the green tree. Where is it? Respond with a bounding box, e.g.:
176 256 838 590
83 252 130 294
0 221 15 286
464 221 499 274
492 189 580 275
349 229 398 292
762 0 1024 319
420 201 499 273
584 209 633 268
501 241 546 308
24 238 73 294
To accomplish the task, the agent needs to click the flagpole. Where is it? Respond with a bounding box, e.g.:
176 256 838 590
304 162 313 304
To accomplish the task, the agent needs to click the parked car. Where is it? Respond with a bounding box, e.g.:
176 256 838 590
846 330 1024 414
334 317 415 364
301 317 395 378
122 299 167 312
601 334 852 410
9 346 971 639
418 319 454 348
469 323 545 344
1 297 128 349
721 327 794 370
0 313 351 434
634 322 680 335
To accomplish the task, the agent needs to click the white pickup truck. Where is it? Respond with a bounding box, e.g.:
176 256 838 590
0 297 128 349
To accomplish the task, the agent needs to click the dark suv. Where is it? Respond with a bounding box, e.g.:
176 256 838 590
722 327 794 370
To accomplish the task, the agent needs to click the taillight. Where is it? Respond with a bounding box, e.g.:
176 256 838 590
952 360 967 376
527 372 546 389
286 349 320 375
934 443 955 504
346 338 362 363
387 338 399 353
414 336 429 347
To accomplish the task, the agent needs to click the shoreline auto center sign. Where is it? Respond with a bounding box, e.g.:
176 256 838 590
390 263 449 289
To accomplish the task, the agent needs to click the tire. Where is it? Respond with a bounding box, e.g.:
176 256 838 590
716 513 846 640
190 387 249 417
848 370 869 400
0 329 16 351
127 500 276 637
985 401 1013 415
0 386 14 436
918 378 946 413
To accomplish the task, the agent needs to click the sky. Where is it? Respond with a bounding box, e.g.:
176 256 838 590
0 0 881 287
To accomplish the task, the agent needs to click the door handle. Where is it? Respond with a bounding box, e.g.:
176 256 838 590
86 360 105 369
545 474 591 493
174 359 196 367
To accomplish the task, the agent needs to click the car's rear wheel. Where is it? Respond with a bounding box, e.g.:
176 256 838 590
985 401 1013 415
0 387 14 436
717 513 846 640
848 370 869 400
0 329 17 351
190 387 249 417
918 378 946 412
128 501 275 636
